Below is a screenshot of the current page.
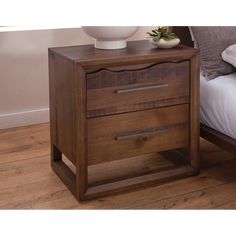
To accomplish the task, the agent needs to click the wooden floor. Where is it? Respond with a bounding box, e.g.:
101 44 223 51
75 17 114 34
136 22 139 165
1 123 236 209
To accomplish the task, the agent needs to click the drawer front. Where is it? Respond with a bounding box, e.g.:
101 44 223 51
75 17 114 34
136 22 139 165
87 104 189 165
87 61 189 118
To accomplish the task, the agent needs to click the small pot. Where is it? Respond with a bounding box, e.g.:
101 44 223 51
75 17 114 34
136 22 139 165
151 38 180 49
82 26 139 50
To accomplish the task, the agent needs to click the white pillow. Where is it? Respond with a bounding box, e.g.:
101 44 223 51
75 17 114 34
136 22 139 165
222 44 236 68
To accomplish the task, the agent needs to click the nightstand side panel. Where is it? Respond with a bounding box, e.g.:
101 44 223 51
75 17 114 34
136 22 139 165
49 51 76 165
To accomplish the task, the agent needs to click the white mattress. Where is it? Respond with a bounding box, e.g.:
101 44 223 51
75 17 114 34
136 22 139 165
200 72 236 139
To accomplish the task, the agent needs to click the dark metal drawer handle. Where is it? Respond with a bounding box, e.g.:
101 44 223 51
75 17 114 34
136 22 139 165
115 127 168 141
115 84 168 94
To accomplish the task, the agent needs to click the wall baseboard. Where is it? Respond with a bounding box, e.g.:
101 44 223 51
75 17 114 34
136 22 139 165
0 108 49 129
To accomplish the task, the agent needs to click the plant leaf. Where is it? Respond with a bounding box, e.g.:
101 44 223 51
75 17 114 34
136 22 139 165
153 34 161 42
147 27 178 42
147 32 159 37
151 30 158 35
158 27 167 34
163 35 177 41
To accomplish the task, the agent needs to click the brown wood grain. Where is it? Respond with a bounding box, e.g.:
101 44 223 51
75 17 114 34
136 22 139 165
74 65 88 200
49 40 200 201
50 40 198 69
201 124 236 154
88 152 177 187
0 124 235 209
87 104 189 165
87 61 189 117
85 166 195 200
171 27 194 47
189 52 200 171
48 51 76 165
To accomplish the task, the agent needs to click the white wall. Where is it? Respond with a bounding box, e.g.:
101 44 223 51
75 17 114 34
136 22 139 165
0 27 153 129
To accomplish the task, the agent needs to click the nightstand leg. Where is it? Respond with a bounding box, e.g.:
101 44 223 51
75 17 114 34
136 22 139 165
51 144 77 198
75 65 88 201
76 156 88 201
190 53 200 171
51 144 62 162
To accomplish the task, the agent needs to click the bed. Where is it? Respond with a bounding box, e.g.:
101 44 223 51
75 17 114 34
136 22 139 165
172 27 236 154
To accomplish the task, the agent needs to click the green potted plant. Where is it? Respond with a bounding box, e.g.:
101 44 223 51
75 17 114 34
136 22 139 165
147 27 180 48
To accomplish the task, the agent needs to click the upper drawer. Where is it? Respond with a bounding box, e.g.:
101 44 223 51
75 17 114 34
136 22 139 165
87 61 189 118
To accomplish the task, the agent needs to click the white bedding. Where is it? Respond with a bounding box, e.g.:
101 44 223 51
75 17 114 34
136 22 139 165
200 72 236 139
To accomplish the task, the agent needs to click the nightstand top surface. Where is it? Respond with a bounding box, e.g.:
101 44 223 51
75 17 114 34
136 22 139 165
49 40 198 67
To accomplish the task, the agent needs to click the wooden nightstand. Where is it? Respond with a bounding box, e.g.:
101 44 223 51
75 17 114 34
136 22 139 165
49 40 200 201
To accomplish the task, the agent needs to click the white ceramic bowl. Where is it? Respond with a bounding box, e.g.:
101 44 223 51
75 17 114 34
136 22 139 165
82 26 139 49
151 38 180 49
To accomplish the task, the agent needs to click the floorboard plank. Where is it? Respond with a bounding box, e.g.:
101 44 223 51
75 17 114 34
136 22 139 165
0 123 236 209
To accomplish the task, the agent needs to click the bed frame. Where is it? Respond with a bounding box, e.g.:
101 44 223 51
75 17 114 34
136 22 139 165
172 27 236 154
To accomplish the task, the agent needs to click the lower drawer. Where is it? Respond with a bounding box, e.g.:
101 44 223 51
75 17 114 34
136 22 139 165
87 104 189 165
